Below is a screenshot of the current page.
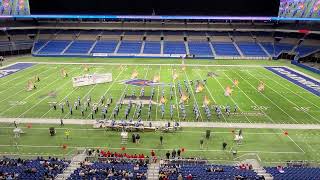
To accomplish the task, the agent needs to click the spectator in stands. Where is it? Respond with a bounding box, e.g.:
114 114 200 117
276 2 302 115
277 165 285 173
177 149 181 157
166 151 170 159
171 149 176 159
186 173 193 180
136 133 140 144
200 138 204 149
177 173 183 180
160 135 163 145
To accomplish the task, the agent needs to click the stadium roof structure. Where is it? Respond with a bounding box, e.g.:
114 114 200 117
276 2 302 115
0 15 319 22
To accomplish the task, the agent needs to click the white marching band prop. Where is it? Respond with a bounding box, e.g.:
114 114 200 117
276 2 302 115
72 73 112 87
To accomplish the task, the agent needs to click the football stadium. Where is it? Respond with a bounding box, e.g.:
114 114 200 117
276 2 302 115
0 0 320 179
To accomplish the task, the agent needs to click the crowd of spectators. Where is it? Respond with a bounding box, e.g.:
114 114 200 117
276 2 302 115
0 157 69 180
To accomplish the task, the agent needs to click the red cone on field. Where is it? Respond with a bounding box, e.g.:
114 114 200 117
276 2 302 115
121 147 126 151
284 131 289 136
62 144 67 150
27 123 32 128
181 147 185 152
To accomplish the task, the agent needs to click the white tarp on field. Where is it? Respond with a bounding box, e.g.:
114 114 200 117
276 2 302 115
72 73 112 87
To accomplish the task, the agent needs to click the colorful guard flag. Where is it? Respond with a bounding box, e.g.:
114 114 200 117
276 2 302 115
233 79 239 87
195 83 204 93
257 81 265 92
131 70 139 79
160 96 167 104
173 71 178 80
203 95 210 106
153 74 160 83
180 91 189 104
83 64 89 72
224 86 233 96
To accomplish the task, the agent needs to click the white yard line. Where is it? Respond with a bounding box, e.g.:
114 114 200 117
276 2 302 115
232 70 305 153
195 68 229 124
0 65 47 90
130 65 150 120
21 61 273 68
0 67 76 115
246 70 309 124
254 70 320 123
85 65 128 120
39 66 94 118
106 65 137 120
0 144 303 154
171 65 180 121
0 68 54 103
183 68 203 121
205 66 252 123
259 69 320 109
236 70 300 124
17 68 80 118
155 65 161 121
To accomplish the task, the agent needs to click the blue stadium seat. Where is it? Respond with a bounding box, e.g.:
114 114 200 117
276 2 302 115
188 41 213 56
260 43 294 57
295 45 320 57
266 166 320 180
143 41 161 54
161 164 259 180
237 42 267 56
64 40 95 54
33 40 47 52
117 41 142 54
68 161 148 180
211 42 240 56
163 41 186 54
38 40 71 54
91 41 118 53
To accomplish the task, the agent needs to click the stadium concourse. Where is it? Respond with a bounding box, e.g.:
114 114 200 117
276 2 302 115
0 17 320 180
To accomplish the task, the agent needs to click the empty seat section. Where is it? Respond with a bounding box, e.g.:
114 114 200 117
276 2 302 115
117 41 142 54
163 41 186 54
237 42 267 56
261 43 294 56
33 41 47 52
91 41 118 53
64 40 95 54
188 41 213 56
295 46 320 57
211 43 240 56
38 40 70 54
266 167 320 180
143 41 161 54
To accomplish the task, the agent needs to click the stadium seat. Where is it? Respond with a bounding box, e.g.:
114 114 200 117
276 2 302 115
38 40 71 54
163 41 186 54
91 40 118 54
295 45 320 57
260 43 295 57
237 42 267 56
64 40 95 54
188 41 213 57
117 41 142 54
211 42 240 56
266 166 320 180
143 41 161 54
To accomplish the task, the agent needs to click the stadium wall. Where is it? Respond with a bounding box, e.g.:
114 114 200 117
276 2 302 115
291 60 320 75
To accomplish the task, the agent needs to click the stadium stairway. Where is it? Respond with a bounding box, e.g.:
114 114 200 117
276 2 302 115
147 162 160 180
55 150 87 180
239 159 273 180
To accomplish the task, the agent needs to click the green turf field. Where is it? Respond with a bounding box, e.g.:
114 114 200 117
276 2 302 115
0 57 319 165
0 124 319 166
0 58 319 124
